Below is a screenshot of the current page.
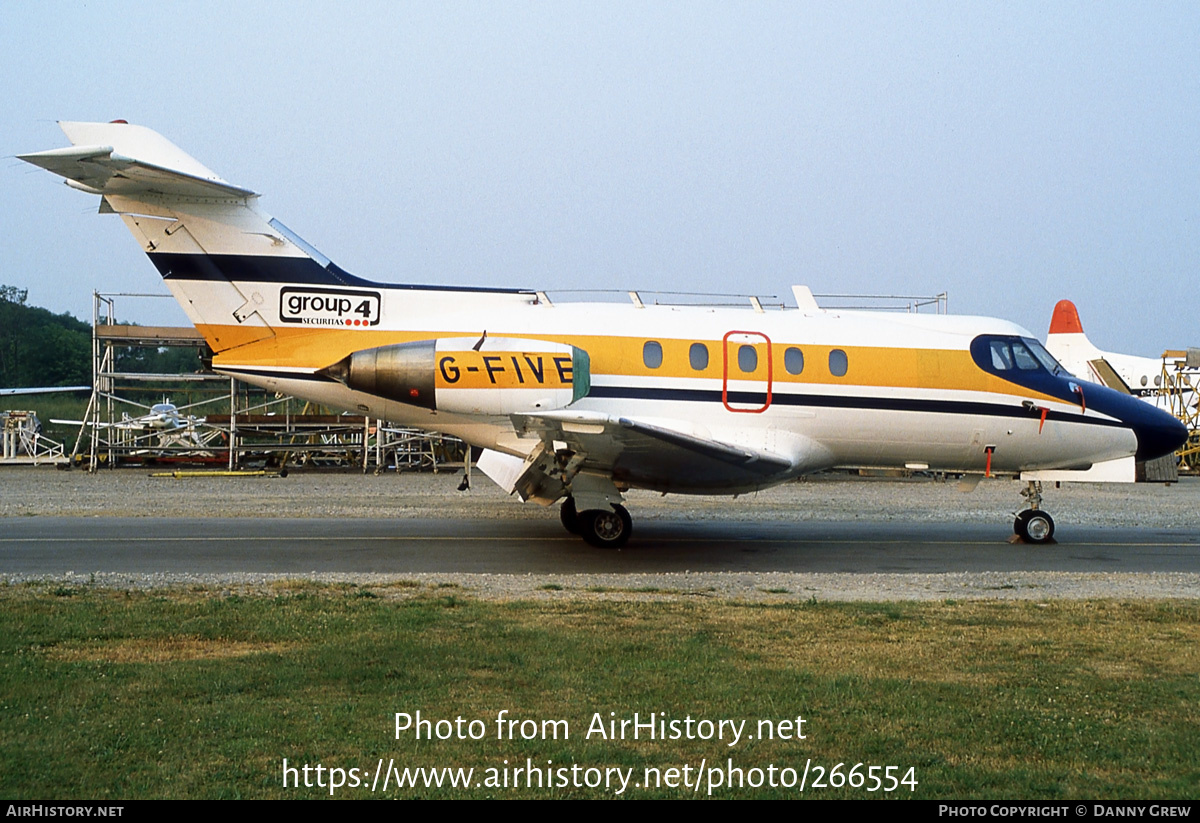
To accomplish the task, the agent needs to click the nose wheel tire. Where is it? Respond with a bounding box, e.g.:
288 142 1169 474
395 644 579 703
1014 509 1055 544
581 505 633 548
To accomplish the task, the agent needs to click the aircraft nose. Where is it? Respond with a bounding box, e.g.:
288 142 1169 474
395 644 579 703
1129 405 1189 462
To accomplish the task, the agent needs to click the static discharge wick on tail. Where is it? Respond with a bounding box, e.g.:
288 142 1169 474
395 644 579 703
19 121 1187 547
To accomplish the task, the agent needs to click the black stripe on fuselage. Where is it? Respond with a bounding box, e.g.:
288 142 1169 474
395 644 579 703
217 367 1121 430
147 252 532 295
588 385 1122 428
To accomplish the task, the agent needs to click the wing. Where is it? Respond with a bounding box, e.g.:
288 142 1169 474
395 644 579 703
1 386 89 396
522 411 795 489
479 410 801 506
49 419 120 429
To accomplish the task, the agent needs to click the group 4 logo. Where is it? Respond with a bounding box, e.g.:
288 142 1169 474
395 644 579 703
280 287 381 327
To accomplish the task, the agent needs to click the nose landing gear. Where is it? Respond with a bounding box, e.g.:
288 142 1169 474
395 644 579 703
1014 480 1056 544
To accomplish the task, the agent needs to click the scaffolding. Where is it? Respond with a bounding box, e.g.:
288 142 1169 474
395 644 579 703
70 292 465 472
1160 348 1200 472
0 411 66 465
72 296 220 469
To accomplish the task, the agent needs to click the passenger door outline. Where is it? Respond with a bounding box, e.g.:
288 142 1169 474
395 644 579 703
722 330 773 413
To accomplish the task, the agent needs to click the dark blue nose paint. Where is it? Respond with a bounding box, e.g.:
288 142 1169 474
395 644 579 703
970 335 1189 462
1079 384 1189 461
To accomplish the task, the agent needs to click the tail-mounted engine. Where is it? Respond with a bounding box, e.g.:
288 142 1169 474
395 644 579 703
320 336 591 415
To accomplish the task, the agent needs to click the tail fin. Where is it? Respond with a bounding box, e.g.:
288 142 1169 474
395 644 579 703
19 121 368 354
1048 299 1085 335
1044 299 1133 392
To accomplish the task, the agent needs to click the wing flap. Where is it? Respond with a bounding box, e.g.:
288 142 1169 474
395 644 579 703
511 410 797 493
616 417 793 473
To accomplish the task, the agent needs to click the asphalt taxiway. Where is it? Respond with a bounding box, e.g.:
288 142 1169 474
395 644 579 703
2 516 1197 575
4 471 1199 598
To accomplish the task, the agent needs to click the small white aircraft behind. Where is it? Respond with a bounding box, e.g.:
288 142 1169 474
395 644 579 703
19 122 1188 547
52 401 208 450
136 401 206 431
54 401 204 431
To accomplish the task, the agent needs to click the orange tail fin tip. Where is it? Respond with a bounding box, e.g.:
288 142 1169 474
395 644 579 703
1049 300 1084 335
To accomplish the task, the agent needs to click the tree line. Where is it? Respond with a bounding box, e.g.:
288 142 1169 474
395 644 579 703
0 285 201 389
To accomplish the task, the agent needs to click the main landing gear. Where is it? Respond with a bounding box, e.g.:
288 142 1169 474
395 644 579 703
1014 480 1055 544
560 497 633 548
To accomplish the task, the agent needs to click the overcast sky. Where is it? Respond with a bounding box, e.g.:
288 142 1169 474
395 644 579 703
3 1 1196 355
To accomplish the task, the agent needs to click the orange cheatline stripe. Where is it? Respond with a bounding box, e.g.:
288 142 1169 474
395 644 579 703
204 325 1067 405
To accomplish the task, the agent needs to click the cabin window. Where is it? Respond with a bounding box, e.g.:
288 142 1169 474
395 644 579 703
643 341 663 369
784 347 804 375
689 343 709 371
829 349 848 377
738 345 758 373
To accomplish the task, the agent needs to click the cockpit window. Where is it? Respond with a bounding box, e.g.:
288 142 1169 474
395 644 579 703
990 340 1014 370
1011 341 1040 370
1022 338 1068 376
973 334 1073 387
984 337 1069 376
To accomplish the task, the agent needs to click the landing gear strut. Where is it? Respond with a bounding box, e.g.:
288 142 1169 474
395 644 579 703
1014 480 1055 544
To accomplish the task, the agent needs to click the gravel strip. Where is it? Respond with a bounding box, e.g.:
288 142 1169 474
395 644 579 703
8 570 1200 602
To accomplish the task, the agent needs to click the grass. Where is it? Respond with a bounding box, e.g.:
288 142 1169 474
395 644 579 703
1 585 1197 799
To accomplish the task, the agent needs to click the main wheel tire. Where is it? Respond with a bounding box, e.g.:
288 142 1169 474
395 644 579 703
1014 509 1055 544
560 498 582 534
580 505 633 548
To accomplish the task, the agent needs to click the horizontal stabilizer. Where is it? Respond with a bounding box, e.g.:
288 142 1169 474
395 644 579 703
18 121 255 200
1087 358 1132 394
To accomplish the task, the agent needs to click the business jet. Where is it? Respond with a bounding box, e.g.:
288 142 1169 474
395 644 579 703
19 122 1187 547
